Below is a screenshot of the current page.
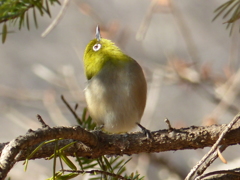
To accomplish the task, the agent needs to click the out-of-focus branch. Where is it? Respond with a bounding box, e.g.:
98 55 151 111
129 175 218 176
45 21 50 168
186 113 240 180
42 0 70 37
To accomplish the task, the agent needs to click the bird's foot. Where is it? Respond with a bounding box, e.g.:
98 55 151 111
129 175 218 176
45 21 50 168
136 123 153 139
94 124 104 131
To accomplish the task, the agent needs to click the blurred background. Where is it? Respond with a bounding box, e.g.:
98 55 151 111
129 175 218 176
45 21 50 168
1 0 240 179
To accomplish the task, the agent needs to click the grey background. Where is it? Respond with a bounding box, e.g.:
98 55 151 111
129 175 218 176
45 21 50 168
0 0 239 179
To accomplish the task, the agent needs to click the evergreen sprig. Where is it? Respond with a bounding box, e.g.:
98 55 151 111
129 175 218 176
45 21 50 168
0 0 61 43
65 156 144 180
213 0 240 35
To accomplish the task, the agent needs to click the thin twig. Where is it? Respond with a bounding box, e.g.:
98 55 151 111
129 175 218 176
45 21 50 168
41 0 70 37
197 144 228 175
74 104 78 111
185 113 240 180
61 95 82 124
37 114 50 128
197 169 240 180
164 118 173 130
136 0 158 41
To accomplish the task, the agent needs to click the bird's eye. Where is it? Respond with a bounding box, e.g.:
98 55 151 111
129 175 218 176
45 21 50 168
93 43 101 51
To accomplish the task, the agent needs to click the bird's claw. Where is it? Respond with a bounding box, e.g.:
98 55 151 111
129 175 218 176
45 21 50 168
136 123 153 139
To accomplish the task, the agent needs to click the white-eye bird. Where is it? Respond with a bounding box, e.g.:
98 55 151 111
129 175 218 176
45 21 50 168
83 26 147 133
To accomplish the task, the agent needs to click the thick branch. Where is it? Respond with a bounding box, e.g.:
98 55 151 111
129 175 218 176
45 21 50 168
0 122 240 179
0 126 97 180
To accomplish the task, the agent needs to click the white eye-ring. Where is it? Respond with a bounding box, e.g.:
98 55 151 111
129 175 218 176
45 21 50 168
93 43 101 51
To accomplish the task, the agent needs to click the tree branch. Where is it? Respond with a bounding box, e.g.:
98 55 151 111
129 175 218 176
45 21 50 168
0 120 239 179
186 113 240 179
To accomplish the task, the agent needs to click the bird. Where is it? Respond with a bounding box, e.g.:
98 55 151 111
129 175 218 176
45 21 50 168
83 26 147 133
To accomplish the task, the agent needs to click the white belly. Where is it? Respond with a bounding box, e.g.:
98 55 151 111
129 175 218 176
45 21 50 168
85 76 140 133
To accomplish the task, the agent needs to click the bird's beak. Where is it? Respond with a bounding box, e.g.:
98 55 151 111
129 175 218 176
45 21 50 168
96 26 101 41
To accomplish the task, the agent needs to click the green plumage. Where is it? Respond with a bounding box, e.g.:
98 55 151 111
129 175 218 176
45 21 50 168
84 38 132 80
